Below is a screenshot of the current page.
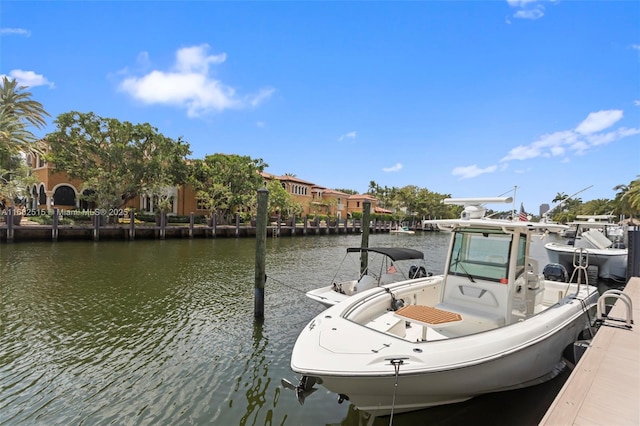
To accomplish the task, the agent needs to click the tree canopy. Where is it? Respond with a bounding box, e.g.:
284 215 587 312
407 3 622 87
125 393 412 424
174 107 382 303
190 153 268 223
46 111 191 213
266 178 302 219
0 77 50 209
366 180 457 220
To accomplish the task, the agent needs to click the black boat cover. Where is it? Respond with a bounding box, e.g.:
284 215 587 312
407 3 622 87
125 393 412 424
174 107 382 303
345 247 424 261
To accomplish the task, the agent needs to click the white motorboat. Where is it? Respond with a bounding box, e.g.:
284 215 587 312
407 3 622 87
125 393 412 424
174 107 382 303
287 197 598 416
390 225 416 235
545 215 627 282
306 247 430 308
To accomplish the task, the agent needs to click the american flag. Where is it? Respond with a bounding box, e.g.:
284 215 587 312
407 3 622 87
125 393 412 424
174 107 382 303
519 203 527 221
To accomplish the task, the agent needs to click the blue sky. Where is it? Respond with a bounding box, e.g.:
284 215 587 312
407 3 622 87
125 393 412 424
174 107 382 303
2 1 639 214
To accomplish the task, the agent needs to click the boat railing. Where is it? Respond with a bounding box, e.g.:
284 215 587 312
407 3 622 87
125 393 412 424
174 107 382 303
569 248 590 292
596 289 634 329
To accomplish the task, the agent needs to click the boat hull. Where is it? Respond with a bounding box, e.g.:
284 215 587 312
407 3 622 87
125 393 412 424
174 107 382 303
306 284 351 307
544 242 627 281
291 286 598 416
315 333 571 415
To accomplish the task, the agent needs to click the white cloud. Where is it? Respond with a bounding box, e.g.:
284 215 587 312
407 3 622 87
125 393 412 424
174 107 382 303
586 127 640 147
118 44 274 117
247 87 276 107
506 0 545 20
383 163 403 172
634 100 640 106
575 110 623 134
514 166 532 174
451 165 498 180
501 130 576 161
338 131 357 141
0 27 31 37
576 109 623 135
506 0 538 6
0 69 54 88
175 45 226 73
500 109 636 164
513 7 544 20
460 107 637 181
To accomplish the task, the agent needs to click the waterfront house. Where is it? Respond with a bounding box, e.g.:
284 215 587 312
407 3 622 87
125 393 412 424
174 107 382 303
23 151 385 220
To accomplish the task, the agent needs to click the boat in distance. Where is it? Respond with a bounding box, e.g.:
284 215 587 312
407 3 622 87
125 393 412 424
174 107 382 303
545 214 627 282
390 225 416 235
305 246 430 308
287 197 599 416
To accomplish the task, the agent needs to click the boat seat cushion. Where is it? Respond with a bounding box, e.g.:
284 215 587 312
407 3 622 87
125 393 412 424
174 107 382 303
435 303 505 328
365 311 406 337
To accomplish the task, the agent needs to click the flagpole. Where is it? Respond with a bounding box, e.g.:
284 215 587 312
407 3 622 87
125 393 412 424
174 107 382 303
512 186 517 221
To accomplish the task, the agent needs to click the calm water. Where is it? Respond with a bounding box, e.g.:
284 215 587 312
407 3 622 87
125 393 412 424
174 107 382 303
0 232 587 425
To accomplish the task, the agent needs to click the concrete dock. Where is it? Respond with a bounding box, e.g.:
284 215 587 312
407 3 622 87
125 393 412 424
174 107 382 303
540 277 639 426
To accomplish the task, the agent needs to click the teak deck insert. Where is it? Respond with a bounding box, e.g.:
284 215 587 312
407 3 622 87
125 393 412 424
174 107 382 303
395 305 462 325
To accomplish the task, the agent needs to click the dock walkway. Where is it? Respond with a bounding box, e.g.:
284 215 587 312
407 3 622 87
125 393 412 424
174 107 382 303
540 277 639 426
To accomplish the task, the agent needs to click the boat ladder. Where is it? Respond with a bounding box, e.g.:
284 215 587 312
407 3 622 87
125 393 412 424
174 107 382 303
596 289 634 329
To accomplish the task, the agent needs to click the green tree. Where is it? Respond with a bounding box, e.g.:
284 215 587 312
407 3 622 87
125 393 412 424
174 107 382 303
0 77 50 210
0 159 38 210
45 111 191 218
627 178 640 213
266 178 302 220
417 189 457 219
547 192 584 223
334 188 357 195
580 199 614 216
190 153 267 224
0 77 50 156
613 177 640 218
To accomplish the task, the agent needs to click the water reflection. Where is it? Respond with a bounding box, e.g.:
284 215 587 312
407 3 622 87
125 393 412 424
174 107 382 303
0 232 612 425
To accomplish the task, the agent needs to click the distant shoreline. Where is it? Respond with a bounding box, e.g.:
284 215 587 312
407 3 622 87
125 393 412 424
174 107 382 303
1 219 435 243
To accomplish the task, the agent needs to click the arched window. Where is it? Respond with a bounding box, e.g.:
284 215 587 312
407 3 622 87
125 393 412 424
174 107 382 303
53 185 76 207
39 185 47 206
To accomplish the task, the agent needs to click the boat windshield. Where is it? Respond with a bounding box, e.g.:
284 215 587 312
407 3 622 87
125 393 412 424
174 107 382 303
449 229 512 282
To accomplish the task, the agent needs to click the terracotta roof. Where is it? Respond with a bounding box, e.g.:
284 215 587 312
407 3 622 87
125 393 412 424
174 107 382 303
374 206 393 214
349 194 378 201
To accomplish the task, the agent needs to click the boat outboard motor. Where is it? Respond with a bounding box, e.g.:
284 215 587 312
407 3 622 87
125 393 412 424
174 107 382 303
543 263 569 282
409 265 428 278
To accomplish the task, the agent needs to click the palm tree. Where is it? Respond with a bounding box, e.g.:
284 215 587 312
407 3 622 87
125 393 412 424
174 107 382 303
628 179 640 212
0 77 50 156
614 177 640 216
0 77 49 212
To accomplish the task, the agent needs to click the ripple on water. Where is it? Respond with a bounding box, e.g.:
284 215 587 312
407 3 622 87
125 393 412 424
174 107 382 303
2 234 561 425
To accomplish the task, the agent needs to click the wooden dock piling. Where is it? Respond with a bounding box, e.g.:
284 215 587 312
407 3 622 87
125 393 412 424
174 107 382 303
254 188 268 319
